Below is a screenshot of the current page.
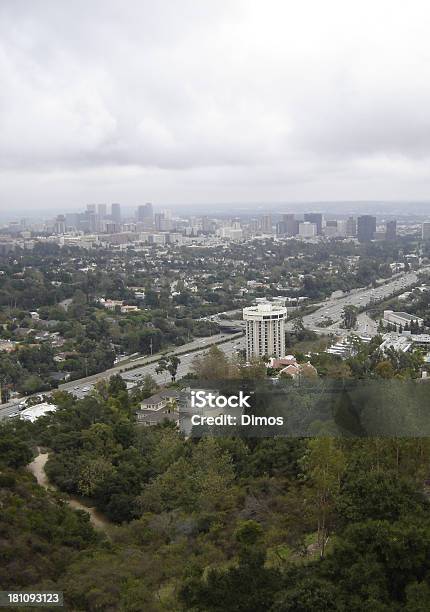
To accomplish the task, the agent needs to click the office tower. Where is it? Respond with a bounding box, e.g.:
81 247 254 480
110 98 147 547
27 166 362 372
276 221 286 235
299 221 317 237
97 204 107 218
283 214 298 236
201 216 211 232
261 215 272 233
304 213 323 235
243 302 287 360
105 222 121 233
385 220 397 240
324 220 338 237
357 215 376 242
336 220 347 236
111 203 121 223
346 217 357 236
65 213 79 230
54 215 66 234
86 204 96 213
87 211 97 232
154 212 169 231
422 222 430 240
154 213 163 230
137 203 154 228
136 204 152 221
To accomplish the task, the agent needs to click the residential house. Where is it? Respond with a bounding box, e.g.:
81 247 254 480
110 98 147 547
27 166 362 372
136 389 180 426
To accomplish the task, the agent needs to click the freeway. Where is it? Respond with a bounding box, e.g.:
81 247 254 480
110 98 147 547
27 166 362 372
290 267 429 336
1 267 427 421
0 332 245 420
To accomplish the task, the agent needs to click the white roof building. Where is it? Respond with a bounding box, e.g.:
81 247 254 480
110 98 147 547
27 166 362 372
20 402 57 422
379 333 412 354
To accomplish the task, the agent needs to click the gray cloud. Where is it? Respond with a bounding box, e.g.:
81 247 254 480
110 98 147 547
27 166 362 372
1 0 430 210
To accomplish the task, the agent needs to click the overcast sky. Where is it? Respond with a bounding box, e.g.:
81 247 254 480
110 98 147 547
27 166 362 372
2 0 430 212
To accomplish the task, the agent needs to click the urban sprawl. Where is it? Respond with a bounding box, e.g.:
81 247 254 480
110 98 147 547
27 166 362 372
1 203 430 423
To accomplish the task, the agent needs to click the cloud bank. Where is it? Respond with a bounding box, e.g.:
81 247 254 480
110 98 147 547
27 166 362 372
1 0 430 209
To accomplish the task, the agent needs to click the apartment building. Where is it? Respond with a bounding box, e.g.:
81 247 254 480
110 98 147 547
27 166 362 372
243 302 287 360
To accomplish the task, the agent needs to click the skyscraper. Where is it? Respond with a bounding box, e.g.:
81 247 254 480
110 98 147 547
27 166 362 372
155 212 164 231
324 220 338 237
283 214 299 236
422 222 430 240
346 217 357 236
243 302 287 360
304 213 323 235
261 215 272 233
357 215 376 242
299 221 317 237
385 220 397 240
97 204 107 218
54 215 66 234
111 203 121 223
137 203 154 228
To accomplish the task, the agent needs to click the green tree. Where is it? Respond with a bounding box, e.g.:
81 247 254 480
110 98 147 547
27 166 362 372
341 305 358 329
301 438 346 556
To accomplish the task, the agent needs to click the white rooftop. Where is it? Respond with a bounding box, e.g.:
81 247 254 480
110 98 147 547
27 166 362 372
20 402 57 422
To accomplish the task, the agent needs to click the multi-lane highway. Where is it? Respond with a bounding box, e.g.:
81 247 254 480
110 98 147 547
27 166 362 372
0 332 245 420
293 268 428 336
1 267 427 421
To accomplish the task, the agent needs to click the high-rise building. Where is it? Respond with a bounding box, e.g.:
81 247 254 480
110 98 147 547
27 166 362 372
86 204 96 213
304 213 323 235
137 203 154 228
201 216 211 232
111 203 121 223
54 215 66 234
324 220 338 237
87 211 97 232
346 217 357 236
385 220 397 240
243 302 287 360
97 204 107 217
65 213 79 230
299 221 317 237
357 215 376 242
155 213 164 231
261 215 272 233
276 221 286 235
283 214 298 236
336 220 347 237
422 222 430 240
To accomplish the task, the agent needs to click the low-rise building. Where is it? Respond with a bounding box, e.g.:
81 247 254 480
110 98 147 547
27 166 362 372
268 355 318 379
410 334 430 347
136 390 180 426
326 334 372 359
379 333 412 354
19 402 57 422
383 310 424 330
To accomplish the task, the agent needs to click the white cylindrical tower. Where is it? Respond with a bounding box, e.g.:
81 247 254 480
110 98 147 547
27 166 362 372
243 302 287 360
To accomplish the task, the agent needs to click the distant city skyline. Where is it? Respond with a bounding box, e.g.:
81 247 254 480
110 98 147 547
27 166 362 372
2 200 430 224
3 1 430 211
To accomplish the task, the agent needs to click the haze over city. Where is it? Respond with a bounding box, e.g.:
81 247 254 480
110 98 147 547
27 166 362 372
2 0 430 212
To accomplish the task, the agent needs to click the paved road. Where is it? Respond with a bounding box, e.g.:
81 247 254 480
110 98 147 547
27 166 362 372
0 333 245 420
292 268 428 333
2 267 427 420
